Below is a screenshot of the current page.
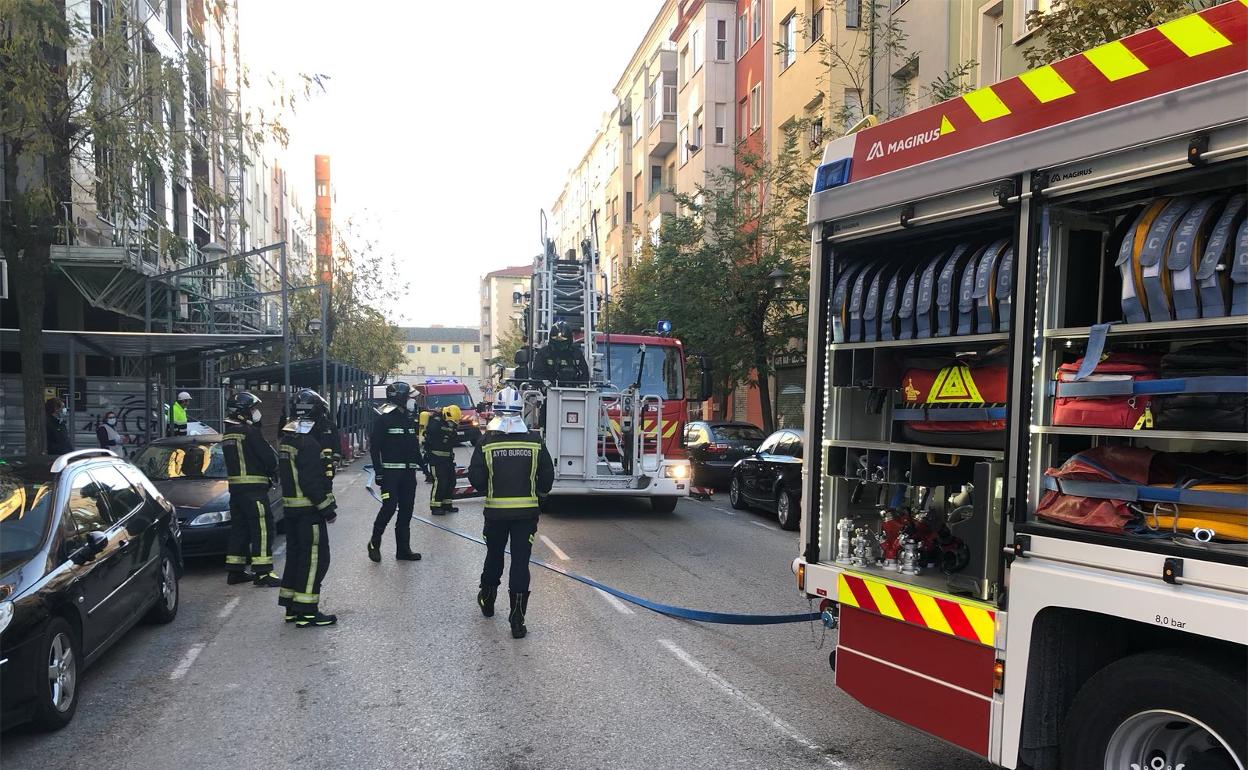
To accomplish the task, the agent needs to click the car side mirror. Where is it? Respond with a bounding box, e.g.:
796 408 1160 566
514 348 530 366
71 531 109 565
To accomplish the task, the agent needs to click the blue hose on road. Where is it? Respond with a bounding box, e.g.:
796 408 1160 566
362 471 819 626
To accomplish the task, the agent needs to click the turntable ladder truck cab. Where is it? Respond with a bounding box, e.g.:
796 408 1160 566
522 233 692 513
795 4 1248 769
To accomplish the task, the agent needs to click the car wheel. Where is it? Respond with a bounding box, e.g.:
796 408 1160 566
729 475 748 510
31 617 79 731
145 543 180 624
1061 651 1246 770
650 496 679 513
776 488 800 531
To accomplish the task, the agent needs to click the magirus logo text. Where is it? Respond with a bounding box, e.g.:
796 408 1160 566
865 127 942 161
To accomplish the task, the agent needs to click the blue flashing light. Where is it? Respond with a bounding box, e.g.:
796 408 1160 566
657 319 673 336
814 158 852 193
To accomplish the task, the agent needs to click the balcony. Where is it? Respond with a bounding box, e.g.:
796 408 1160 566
647 109 676 158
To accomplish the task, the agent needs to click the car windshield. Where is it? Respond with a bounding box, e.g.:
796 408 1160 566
133 443 227 480
713 425 765 442
0 465 55 573
425 393 474 410
602 342 684 401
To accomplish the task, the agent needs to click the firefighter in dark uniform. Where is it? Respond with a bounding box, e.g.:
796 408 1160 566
531 320 590 384
467 389 554 639
278 390 338 628
222 392 281 586
368 381 423 562
293 389 340 491
424 404 460 515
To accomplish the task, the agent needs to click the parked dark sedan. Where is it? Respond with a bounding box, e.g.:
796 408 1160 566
729 429 804 531
131 436 283 558
684 421 766 488
0 449 181 731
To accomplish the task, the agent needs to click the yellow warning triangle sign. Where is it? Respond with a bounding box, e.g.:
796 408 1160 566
928 365 984 403
940 115 956 135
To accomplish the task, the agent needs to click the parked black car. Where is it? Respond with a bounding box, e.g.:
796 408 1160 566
0 449 182 731
730 429 804 530
684 421 766 488
131 435 284 558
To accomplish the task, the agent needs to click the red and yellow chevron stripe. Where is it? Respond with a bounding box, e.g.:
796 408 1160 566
849 2 1248 181
837 571 996 647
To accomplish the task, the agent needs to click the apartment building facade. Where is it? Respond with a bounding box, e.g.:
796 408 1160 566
479 265 532 379
397 327 481 379
672 1 737 199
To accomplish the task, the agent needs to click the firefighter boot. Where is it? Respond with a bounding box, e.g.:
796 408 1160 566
367 539 381 563
477 585 497 617
441 503 459 514
226 570 253 585
295 612 338 628
508 591 530 639
253 571 281 587
395 546 422 561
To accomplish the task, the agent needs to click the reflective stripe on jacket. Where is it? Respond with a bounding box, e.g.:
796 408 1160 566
467 431 554 521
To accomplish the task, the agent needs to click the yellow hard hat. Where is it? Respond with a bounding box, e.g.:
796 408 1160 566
442 404 462 423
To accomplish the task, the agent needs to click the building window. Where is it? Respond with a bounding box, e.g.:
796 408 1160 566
691 28 702 72
810 117 824 147
680 45 689 86
439 368 447 375
452 344 460 354
751 0 761 42
716 19 728 60
468 367 474 376
417 367 426 375
890 57 918 117
679 125 690 164
846 0 861 28
407 344 415 353
980 2 1005 87
1017 0 1052 37
810 5 824 42
750 83 762 131
625 191 633 222
780 13 797 69
714 103 727 144
431 345 439 354
650 164 663 198
474 345 480 353
737 12 748 58
693 108 703 151
739 98 749 139
316 183 327 197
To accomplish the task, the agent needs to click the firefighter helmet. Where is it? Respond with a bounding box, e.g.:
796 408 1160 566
442 404 462 423
386 381 413 407
549 320 572 345
292 388 328 419
227 391 263 423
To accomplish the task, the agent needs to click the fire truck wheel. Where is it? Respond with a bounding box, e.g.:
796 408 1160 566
1061 650 1246 770
650 496 678 514
775 488 799 531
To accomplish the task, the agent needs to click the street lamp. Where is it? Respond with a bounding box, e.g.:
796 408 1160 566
201 241 228 258
768 266 791 291
306 317 323 335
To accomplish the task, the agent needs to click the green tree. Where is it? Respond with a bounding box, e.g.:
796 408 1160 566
284 222 404 383
489 318 525 374
1022 0 1230 68
613 126 811 434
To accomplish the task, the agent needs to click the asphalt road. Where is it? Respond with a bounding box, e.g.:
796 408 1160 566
2 450 992 770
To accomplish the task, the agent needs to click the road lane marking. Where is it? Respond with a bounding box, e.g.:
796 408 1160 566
593 585 635 615
539 534 570 561
217 597 241 619
658 639 847 768
170 643 206 681
751 521 778 531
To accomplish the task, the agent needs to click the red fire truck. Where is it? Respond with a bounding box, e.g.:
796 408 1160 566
796 5 1246 769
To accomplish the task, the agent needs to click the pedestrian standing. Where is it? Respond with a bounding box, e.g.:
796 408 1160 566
221 392 281 587
368 381 423 562
97 411 125 451
278 390 338 628
170 391 191 436
467 387 554 639
424 405 460 515
45 398 73 455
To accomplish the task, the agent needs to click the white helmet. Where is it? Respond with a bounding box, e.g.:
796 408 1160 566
177 391 192 401
494 386 522 414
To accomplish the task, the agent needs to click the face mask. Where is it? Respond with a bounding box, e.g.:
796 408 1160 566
251 409 262 423
106 418 117 426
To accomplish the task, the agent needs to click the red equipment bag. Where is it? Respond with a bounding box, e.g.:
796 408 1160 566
897 358 1008 449
1035 446 1154 533
1052 352 1160 429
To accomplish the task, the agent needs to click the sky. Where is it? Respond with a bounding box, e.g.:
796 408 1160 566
243 1 664 329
